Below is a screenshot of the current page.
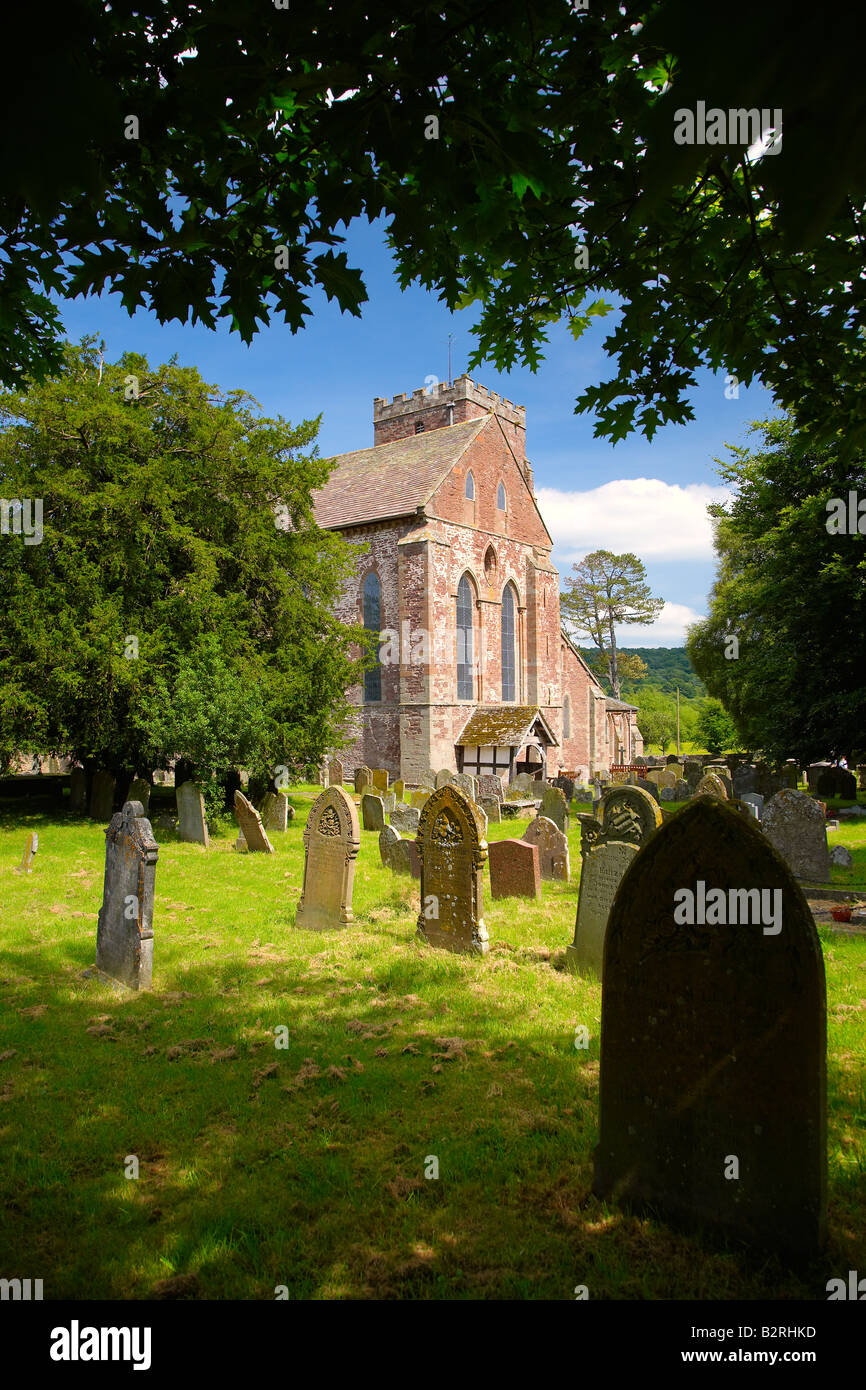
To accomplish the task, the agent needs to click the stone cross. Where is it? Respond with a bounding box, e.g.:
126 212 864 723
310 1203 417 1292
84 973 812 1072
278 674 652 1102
567 784 662 977
95 801 158 990
523 814 570 881
593 797 827 1254
296 786 360 929
415 785 488 955
233 790 275 853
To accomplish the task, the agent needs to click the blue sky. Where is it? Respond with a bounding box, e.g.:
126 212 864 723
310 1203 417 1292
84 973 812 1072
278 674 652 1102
55 217 777 645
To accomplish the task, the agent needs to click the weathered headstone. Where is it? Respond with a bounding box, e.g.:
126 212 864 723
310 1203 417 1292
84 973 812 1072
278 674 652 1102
654 768 678 791
435 768 455 789
14 831 38 874
415 785 488 954
126 778 151 815
89 771 116 822
233 790 275 853
354 765 372 794
261 790 290 833
176 781 209 847
411 789 431 811
705 765 734 797
593 797 827 1254
392 779 404 802
524 814 570 881
674 778 690 802
733 765 757 798
383 791 396 815
95 801 158 991
541 784 569 834
511 771 536 796
553 774 575 803
69 767 87 813
479 773 504 802
453 772 478 800
763 789 830 882
419 768 436 789
815 767 857 800
479 796 501 824
371 768 389 793
696 772 729 800
296 786 360 929
830 845 853 867
379 824 402 870
361 792 386 832
741 792 764 821
567 785 663 977
488 838 540 900
327 757 343 786
391 802 420 835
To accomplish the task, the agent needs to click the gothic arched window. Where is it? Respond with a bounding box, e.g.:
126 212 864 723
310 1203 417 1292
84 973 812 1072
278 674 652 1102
501 583 516 702
497 481 506 510
363 573 382 702
456 574 475 699
465 471 475 500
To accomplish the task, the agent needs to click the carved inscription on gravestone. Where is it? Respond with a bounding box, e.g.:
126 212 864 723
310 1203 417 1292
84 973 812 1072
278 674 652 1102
415 785 488 955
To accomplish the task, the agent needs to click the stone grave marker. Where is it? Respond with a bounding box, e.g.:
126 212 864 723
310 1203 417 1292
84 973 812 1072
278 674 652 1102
14 831 38 874
261 791 291 833
383 791 396 815
435 768 455 789
379 824 402 870
126 778 151 815
524 814 570 881
816 767 857 800
354 765 372 794
372 768 389 793
296 786 360 929
233 790 275 853
95 801 158 991
69 767 87 813
380 825 418 877
411 789 432 811
453 772 478 799
696 771 729 800
763 789 830 882
327 757 344 786
419 768 436 789
176 781 209 847
488 838 540 900
553 774 575 803
674 778 690 802
479 773 504 802
567 785 662 977
830 845 853 867
392 779 404 802
593 796 827 1255
89 771 116 822
541 784 569 834
415 785 488 954
654 768 678 792
479 796 501 824
733 765 757 798
361 792 386 832
741 792 764 821
391 802 420 835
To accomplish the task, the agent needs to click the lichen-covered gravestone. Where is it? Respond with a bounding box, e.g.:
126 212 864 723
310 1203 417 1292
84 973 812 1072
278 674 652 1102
696 771 729 800
479 773 504 802
523 814 570 881
541 784 569 834
411 789 432 811
372 768 389 793
296 786 360 930
488 838 540 899
176 781 209 847
435 768 455 789
361 792 385 832
95 801 158 990
479 796 501 824
567 785 662 977
453 772 478 799
392 779 405 802
379 825 419 878
593 797 827 1254
391 803 420 835
415 785 488 955
763 789 830 882
354 765 372 794
233 790 275 853
89 770 116 822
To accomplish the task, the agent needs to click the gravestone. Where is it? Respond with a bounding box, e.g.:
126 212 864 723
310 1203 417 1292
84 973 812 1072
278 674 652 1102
733 765 757 798
380 825 419 877
261 791 291 833
830 845 853 868
392 779 404 802
488 838 541 900
511 771 536 796
806 762 832 791
419 769 436 789
674 778 690 802
361 792 386 832
354 765 372 794
654 768 678 791
479 773 504 802
816 767 857 800
705 766 734 797
233 790 275 853
541 784 569 834
379 824 403 871
453 772 478 800
567 785 662 977
391 802 420 835
327 757 343 787
382 791 396 814
415 785 488 954
411 789 432 811
479 796 501 824
372 768 389 793
176 781 209 847
642 779 661 805
126 778 151 815
684 762 704 792
524 814 570 881
69 767 87 813
660 787 676 802
296 786 360 930
435 768 455 789
593 797 827 1254
763 790 830 882
553 774 575 803
696 772 729 800
89 771 116 822
14 831 38 874
741 792 764 821
95 801 158 991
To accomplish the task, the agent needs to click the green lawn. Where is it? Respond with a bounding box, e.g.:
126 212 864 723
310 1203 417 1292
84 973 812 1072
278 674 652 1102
0 786 864 1301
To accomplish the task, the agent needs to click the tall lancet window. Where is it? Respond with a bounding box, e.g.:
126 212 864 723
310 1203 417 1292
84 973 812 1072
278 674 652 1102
501 583 516 701
363 573 382 702
456 574 475 700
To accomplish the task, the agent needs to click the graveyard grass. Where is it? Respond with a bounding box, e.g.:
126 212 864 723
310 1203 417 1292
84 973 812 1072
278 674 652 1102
1 789 865 1301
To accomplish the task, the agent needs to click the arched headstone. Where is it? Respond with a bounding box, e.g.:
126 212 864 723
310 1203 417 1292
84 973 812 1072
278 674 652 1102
523 814 570 881
416 785 488 955
296 786 360 930
95 801 158 990
593 797 827 1254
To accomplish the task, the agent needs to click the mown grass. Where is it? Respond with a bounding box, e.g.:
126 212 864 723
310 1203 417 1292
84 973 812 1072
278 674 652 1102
0 786 864 1301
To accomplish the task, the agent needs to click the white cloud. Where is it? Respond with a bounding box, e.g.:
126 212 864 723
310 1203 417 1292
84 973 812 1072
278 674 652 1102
615 600 706 647
536 477 731 561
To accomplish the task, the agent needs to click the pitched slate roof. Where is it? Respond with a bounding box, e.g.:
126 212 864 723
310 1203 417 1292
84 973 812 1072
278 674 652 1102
605 697 638 711
312 417 489 529
456 706 558 748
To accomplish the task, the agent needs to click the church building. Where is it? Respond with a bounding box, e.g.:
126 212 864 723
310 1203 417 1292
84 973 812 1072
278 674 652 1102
312 375 643 783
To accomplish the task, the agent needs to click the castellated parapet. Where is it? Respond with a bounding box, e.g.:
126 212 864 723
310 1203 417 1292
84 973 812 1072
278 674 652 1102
373 374 526 460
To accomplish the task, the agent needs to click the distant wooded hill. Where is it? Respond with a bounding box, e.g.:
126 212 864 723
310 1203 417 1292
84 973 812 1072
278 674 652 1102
577 647 706 699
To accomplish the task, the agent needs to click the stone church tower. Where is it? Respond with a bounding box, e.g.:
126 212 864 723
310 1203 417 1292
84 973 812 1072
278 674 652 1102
312 376 643 782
